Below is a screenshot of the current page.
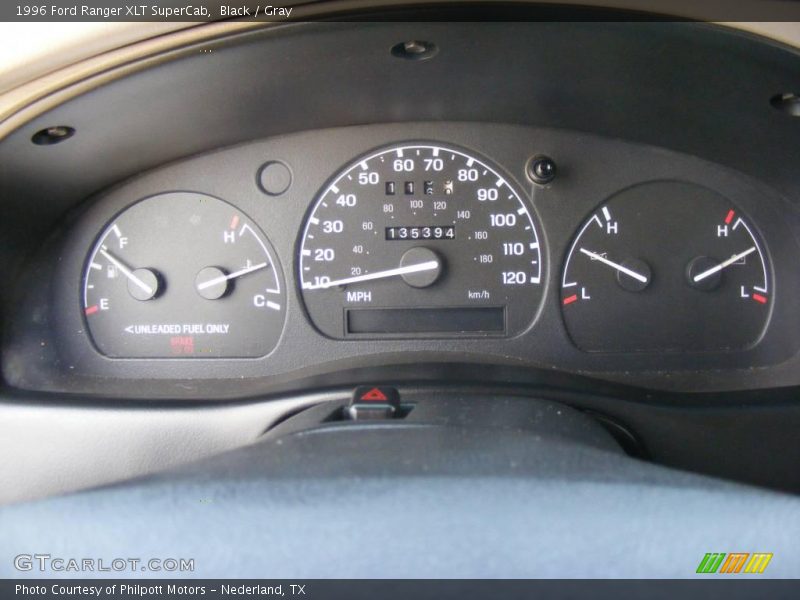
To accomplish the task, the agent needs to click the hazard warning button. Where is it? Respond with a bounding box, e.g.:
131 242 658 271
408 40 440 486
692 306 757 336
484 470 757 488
346 386 401 420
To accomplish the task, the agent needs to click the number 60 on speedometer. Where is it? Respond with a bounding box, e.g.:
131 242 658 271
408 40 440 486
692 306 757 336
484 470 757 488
298 142 546 339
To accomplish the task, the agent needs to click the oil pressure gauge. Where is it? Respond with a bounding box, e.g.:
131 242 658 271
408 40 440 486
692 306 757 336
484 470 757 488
83 192 286 358
561 181 771 352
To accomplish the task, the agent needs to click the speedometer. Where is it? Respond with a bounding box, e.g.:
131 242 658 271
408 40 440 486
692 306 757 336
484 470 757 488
299 142 546 338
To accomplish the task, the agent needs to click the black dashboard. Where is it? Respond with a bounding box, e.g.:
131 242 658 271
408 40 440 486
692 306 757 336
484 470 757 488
4 121 800 398
1 18 800 504
2 13 800 582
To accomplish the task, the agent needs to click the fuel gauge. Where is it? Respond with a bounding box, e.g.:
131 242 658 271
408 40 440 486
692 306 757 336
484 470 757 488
561 181 771 352
83 192 286 358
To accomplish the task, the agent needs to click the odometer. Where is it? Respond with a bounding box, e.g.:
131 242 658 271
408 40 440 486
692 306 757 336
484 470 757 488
385 225 456 241
299 142 546 338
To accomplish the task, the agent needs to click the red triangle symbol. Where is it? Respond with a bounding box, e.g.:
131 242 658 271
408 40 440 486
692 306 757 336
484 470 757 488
360 387 388 401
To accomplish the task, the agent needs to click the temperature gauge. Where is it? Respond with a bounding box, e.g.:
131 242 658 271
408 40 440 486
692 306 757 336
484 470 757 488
561 181 771 352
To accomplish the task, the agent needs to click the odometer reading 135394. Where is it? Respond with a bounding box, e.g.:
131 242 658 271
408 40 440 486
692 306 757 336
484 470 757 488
299 143 545 338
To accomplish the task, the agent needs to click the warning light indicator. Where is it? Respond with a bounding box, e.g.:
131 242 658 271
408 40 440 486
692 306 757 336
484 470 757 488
360 387 388 402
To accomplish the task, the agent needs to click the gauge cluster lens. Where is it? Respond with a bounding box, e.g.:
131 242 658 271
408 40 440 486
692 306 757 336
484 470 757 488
83 192 286 358
299 143 545 338
80 149 773 360
561 181 771 352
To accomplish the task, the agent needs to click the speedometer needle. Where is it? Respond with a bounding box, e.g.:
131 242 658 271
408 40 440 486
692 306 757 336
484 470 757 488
100 248 154 295
579 248 649 283
307 260 440 290
196 262 268 291
692 247 756 283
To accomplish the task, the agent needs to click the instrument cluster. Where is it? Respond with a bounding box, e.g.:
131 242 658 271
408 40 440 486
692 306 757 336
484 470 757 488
6 122 800 394
80 139 774 357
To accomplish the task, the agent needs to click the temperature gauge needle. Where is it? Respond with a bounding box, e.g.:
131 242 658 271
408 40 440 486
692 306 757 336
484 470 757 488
99 248 154 296
196 262 268 291
308 260 439 290
692 247 756 283
579 248 649 283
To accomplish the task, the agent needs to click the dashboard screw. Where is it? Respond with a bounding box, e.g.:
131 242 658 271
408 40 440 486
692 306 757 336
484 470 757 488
770 92 800 117
31 125 75 146
527 155 557 184
391 40 438 61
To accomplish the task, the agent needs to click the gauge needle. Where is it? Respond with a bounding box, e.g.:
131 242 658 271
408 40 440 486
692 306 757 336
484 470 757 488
99 248 154 295
692 247 756 283
196 262 268 291
309 260 440 289
579 248 649 283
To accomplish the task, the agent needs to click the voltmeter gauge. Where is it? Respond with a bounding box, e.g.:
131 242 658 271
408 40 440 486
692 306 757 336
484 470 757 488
561 181 771 352
83 192 286 358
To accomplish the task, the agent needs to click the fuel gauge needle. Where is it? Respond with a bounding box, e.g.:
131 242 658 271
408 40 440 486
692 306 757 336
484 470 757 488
692 247 756 283
99 248 153 295
579 248 649 283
